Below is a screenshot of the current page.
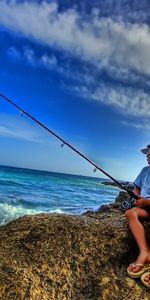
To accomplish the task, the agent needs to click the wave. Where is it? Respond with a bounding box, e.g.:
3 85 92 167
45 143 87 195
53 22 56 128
0 179 24 187
0 203 38 226
0 203 66 226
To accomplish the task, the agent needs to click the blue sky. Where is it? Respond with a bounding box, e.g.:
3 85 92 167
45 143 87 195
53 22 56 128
0 0 150 181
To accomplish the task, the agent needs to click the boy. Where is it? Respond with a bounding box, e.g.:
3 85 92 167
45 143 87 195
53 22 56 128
126 144 150 287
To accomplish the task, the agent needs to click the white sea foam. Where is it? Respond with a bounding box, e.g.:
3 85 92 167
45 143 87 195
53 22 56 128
0 203 67 226
50 208 65 214
0 203 41 225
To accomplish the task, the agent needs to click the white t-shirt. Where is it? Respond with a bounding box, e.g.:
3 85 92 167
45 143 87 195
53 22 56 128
134 166 150 199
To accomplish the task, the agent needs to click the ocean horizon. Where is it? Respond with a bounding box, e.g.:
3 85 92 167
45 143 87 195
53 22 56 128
0 165 121 226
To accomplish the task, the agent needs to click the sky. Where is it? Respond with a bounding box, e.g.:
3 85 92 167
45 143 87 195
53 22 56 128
0 0 150 181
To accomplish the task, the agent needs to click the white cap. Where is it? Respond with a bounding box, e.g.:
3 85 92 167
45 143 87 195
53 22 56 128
141 144 150 155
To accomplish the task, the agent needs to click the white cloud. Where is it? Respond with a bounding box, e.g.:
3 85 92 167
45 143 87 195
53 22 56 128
1 1 150 76
0 114 42 142
23 46 36 66
23 46 58 69
101 64 150 88
41 53 57 69
64 82 150 118
122 120 150 131
7 46 21 60
1 1 150 120
7 45 58 70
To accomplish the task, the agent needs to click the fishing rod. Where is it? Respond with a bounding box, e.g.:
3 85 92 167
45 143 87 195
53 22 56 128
0 91 139 202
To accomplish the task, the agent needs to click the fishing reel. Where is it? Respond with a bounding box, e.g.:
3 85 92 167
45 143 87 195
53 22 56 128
120 196 136 211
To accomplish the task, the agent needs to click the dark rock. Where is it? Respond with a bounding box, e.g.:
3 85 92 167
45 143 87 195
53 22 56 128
101 181 134 191
0 207 150 299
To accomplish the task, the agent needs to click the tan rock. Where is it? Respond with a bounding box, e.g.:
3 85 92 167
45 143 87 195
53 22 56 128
0 206 150 299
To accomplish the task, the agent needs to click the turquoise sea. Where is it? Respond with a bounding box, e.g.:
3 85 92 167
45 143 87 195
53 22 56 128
0 165 120 226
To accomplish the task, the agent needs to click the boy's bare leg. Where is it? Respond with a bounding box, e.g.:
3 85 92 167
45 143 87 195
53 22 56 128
125 207 150 272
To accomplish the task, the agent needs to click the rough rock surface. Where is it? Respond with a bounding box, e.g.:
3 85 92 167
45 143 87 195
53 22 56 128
0 192 150 300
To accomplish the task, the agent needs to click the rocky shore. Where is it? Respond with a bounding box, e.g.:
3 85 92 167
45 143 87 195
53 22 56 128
0 192 150 300
101 180 134 190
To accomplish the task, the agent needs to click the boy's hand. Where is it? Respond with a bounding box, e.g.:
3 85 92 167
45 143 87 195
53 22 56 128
135 197 149 208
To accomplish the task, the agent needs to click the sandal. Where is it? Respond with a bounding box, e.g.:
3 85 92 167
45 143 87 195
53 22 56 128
127 263 150 278
141 271 150 288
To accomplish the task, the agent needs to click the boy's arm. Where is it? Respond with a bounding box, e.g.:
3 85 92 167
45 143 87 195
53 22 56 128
134 185 150 207
133 185 141 197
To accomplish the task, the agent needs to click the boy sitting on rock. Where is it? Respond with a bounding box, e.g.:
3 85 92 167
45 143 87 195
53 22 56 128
126 144 150 288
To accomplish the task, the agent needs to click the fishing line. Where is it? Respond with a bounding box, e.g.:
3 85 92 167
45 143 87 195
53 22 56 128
0 91 139 201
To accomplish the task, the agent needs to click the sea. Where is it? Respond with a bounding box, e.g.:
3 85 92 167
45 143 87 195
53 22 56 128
0 165 120 226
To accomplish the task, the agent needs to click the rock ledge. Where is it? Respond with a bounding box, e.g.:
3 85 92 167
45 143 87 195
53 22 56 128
0 197 150 299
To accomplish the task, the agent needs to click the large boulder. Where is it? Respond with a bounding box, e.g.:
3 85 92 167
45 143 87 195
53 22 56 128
0 200 150 299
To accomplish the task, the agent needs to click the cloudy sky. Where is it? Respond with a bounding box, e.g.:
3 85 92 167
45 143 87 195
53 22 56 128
0 0 150 181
